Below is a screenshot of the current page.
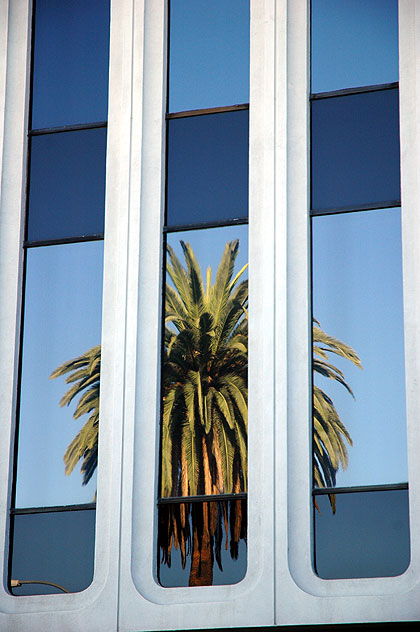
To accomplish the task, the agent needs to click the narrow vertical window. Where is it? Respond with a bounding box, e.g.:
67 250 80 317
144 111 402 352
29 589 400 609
157 0 249 587
9 0 110 595
310 0 409 579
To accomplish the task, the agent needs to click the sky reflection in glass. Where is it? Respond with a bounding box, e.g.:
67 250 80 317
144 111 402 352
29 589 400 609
15 242 103 508
312 208 407 487
311 88 400 211
314 490 410 579
166 110 248 227
31 0 110 129
169 0 249 112
311 0 398 94
166 225 248 285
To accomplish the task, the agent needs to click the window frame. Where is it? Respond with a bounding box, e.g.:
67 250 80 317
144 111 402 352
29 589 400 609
285 0 420 610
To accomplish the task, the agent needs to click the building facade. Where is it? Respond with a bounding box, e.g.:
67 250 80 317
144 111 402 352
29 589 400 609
1 0 420 630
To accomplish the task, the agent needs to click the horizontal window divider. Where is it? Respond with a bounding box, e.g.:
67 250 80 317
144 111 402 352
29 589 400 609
158 492 247 505
10 502 96 515
167 103 249 119
29 121 107 136
310 81 399 101
310 200 401 217
164 217 248 234
24 234 104 248
313 483 408 496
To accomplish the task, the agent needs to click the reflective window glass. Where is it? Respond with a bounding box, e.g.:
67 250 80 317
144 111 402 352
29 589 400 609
31 0 110 129
312 208 407 488
15 242 103 508
311 88 400 212
314 489 410 579
158 499 247 587
169 0 249 113
159 226 248 586
311 0 398 94
10 508 95 595
166 110 249 227
28 128 106 242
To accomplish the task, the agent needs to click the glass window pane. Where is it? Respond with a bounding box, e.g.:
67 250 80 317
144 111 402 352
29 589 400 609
311 0 398 94
10 508 95 595
312 208 407 488
169 0 249 113
31 0 110 129
166 110 248 227
162 225 248 498
314 490 410 579
28 128 106 242
158 499 247 587
15 242 103 508
311 88 400 211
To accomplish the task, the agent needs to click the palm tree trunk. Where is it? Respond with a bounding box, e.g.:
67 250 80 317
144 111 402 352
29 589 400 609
189 501 213 586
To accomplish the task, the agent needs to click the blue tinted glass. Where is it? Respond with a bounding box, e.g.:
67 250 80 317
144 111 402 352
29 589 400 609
312 208 407 487
16 242 103 508
28 128 106 242
10 509 95 594
311 89 400 211
311 0 398 93
169 0 249 112
314 490 410 578
31 0 110 129
166 110 248 227
158 500 247 587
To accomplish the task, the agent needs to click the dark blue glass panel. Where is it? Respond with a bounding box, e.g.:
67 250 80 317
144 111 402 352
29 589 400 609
166 110 248 227
311 0 398 93
311 89 400 211
10 508 95 594
169 0 249 113
158 500 247 587
27 128 106 242
314 490 410 579
31 0 110 129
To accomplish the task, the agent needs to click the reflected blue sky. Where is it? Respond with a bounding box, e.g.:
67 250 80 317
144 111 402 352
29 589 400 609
166 225 248 284
311 0 398 93
312 208 407 487
16 242 103 508
31 0 110 129
169 0 249 112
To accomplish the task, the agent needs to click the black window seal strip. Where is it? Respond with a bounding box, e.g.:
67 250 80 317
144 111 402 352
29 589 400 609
311 81 399 101
11 502 96 515
167 103 249 120
312 482 408 496
24 234 104 248
310 200 401 217
158 492 247 505
29 121 107 136
164 217 249 234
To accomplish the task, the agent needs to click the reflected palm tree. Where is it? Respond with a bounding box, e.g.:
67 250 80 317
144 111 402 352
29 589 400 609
313 321 361 511
50 345 100 485
159 240 247 585
51 240 360 584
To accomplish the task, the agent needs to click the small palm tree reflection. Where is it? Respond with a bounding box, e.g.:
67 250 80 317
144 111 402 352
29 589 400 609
51 239 361 584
